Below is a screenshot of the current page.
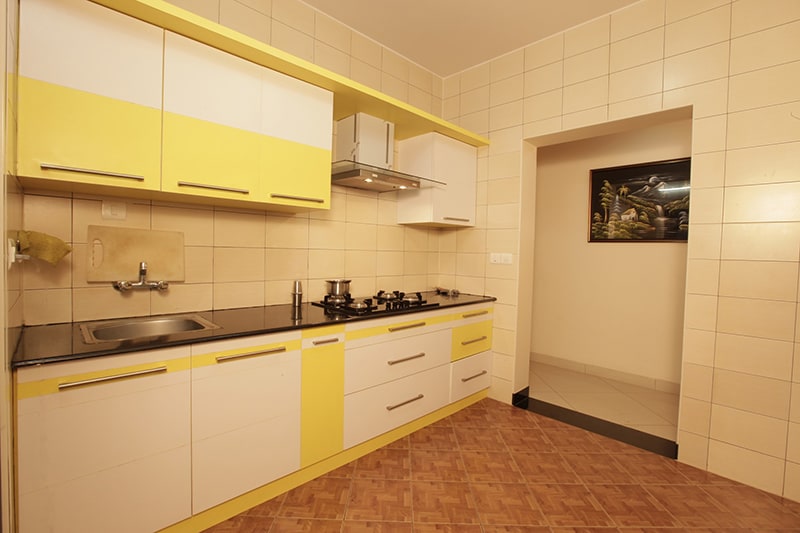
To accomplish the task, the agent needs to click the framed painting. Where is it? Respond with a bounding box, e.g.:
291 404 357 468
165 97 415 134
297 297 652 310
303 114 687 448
589 157 691 242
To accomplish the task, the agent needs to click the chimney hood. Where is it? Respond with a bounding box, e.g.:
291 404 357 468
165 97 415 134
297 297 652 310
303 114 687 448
332 160 445 193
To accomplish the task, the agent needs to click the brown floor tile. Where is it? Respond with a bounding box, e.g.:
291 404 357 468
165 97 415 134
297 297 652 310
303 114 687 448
201 515 272 532
528 412 575 430
549 528 620 533
277 476 350 519
411 480 481 524
560 452 634 484
354 447 411 480
482 527 552 533
409 425 459 450
486 403 541 429
701 484 800 529
514 452 581 484
470 482 546 525
410 449 469 482
323 460 357 478
384 435 411 449
586 484 681 528
341 521 413 532
673 461 739 485
453 425 506 451
412 525 483 532
448 404 493 427
591 432 650 455
241 493 284 517
499 427 555 453
528 483 614 528
618 453 690 484
461 450 525 482
643 484 743 528
544 428 602 453
268 518 342 532
346 479 412 522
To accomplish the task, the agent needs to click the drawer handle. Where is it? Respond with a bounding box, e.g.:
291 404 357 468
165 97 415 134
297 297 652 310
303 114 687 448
386 394 424 411
443 216 470 222
312 337 340 346
461 370 488 383
177 181 250 194
58 366 167 390
387 352 425 365
41 163 144 181
388 321 426 332
461 335 488 346
462 310 489 318
215 346 286 363
270 193 325 204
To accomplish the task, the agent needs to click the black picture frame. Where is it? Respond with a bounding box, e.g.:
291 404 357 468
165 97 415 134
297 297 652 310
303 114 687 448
589 157 691 242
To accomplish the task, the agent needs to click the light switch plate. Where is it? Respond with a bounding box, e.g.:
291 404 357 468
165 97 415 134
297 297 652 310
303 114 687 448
101 201 127 220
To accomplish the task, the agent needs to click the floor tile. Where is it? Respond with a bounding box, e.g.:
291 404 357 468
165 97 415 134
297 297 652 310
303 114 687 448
618 453 689 485
354 447 410 480
560 453 634 484
527 483 614 527
411 480 481 524
202 515 272 532
499 427 554 452
341 521 413 532
643 484 743 528
585 484 681 528
469 482 546 525
409 425 459 450
461 450 524 483
410 449 469 482
700 484 800 529
276 476 350 519
514 452 581 484
346 479 411 522
268 517 342 532
453 425 506 451
542 428 601 454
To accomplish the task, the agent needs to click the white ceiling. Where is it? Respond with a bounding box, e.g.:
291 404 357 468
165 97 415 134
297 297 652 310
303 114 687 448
302 0 641 77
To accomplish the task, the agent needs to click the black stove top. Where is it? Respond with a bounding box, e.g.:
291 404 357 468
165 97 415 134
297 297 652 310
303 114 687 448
311 291 440 316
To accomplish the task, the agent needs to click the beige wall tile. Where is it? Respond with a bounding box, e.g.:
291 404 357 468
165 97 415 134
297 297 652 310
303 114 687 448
786 461 800 501
716 333 794 380
688 187 724 224
271 20 313 61
690 151 725 189
487 177 521 205
344 223 377 250
264 279 303 305
524 89 562 122
307 249 344 279
460 62 491 93
730 19 800 75
491 50 524 82
564 17 610 57
489 100 524 132
707 438 786 495
710 403 788 458
792 384 800 421
168 0 219 21
409 64 433 92
721 222 800 261
23 194 72 242
442 94 459 120
488 127 523 156
404 227 429 252
691 114 727 154
787 422 800 463
609 61 663 103
461 85 490 115
220 0 270 43
679 397 712 435
72 198 151 243
376 225 404 251
344 250 377 278
795 346 800 382
265 215 308 249
184 246 213 283
687 223 722 260
663 78 728 118
611 0 665 42
403 251 427 276
265 248 307 280
682 362 714 401
24 288 72 325
486 203 520 230
350 58 381 89
151 283 213 314
73 287 149 322
563 76 609 114
683 293 718 331
524 33 564 71
23 254 72 290
314 41 349 77
213 281 265 309
677 430 709 469
564 46 609 85
717 296 796 341
381 49 409 82
719 260 798 301
308 219 345 250
455 228 486 254
729 61 800 113
490 74 523 108
712 369 791 419
727 102 800 150
314 12 350 53
731 0 800 37
380 72 408 102
562 106 609 130
152 205 214 247
213 210 265 247
609 94 663 120
213 247 264 282
350 32 380 68
682 327 716 366
610 27 664 72
271 0 313 34
663 42 729 91
523 61 563 97
725 143 800 187
455 252 486 278
686 259 720 295
665 4 730 57
459 110 490 136
344 194 378 224
666 0 730 24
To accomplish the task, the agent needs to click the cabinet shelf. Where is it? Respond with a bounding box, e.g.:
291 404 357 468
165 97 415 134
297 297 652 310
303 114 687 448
90 0 489 147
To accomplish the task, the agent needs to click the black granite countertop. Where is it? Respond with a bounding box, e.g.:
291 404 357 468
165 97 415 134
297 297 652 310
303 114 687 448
11 291 495 368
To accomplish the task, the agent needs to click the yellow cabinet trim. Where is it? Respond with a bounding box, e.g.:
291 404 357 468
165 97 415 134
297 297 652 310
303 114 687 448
451 320 494 361
16 357 190 400
300 343 344 467
345 314 452 341
191 339 302 369
90 0 489 147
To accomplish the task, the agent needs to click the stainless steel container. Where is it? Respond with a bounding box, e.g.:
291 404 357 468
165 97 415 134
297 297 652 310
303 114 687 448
292 280 303 307
325 279 351 297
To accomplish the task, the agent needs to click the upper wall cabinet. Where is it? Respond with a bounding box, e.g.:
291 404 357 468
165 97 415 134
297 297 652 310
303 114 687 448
396 133 478 227
17 0 163 190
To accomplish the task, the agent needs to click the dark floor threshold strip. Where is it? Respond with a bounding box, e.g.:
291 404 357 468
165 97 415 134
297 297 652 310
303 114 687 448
521 398 678 459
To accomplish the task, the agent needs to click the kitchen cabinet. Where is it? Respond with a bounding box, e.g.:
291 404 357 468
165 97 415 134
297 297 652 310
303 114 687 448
190 331 302 513
15 347 191 533
17 0 163 191
300 326 345 467
450 351 493 402
396 132 478 227
451 308 493 362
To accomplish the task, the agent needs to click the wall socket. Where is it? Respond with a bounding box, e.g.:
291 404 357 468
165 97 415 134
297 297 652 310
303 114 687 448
101 200 127 220
489 252 512 264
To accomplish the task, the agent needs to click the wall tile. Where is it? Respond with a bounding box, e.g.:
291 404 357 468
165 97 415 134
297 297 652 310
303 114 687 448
563 76 609 114
662 78 728 118
265 248 307 280
487 177 521 205
168 0 219 21
665 0 730 24
717 296 795 341
213 210 265 247
679 397 712 435
686 223 722 260
220 0 270 43
608 93 662 120
213 280 265 309
730 19 800 75
685 258 720 295
486 203 520 230
663 42 729 90
24 288 72 325
23 194 72 242
712 369 791 419
489 100 524 132
710 404 788 458
688 187 724 224
523 61 563 97
488 127 523 155
381 49 409 82
455 228 486 254
459 110 489 136
721 222 800 261
682 327 716 366
344 250 377 278
409 64 433 92
725 142 800 187
314 41 349 76
524 89 562 122
265 215 309 249
665 4 730 57
308 249 344 279
72 198 151 243
729 61 800 113
213 247 264 282
184 246 213 283
720 260 799 301
683 293 718 331
707 439 786 496
524 33 564 71
487 152 521 180
461 85 490 115
271 20 313 61
682 362 714 401
563 106 610 130
349 58 381 91
73 287 149 321
727 102 800 150
380 72 408 102
610 27 665 72
564 16 610 57
271 0 313 34
350 32 381 68
308 219 345 250
692 115 727 154
460 62 491 92
609 61 663 103
490 49 524 82
152 205 214 247
786 461 800 502
731 0 800 38
344 223 377 251
564 46 609 85
376 225 404 251
151 283 213 314
490 74 523 108
314 12 350 53
677 430 709 469
715 332 794 380
345 194 379 224
690 151 726 189
611 0 666 42
792 383 800 421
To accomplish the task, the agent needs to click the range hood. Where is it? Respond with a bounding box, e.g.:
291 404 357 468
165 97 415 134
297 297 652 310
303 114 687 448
331 160 443 193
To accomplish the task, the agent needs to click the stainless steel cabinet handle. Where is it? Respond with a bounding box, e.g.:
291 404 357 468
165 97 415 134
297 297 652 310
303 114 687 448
58 366 167 390
41 163 144 181
387 321 426 332
215 346 286 363
312 337 340 346
177 181 249 194
443 216 470 222
462 310 489 318
461 370 488 383
270 193 325 204
461 335 488 346
386 393 424 411
387 352 425 366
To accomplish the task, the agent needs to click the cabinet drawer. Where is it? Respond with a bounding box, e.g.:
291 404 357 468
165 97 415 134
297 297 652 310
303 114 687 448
450 351 492 402
451 320 492 361
345 329 450 394
344 364 449 448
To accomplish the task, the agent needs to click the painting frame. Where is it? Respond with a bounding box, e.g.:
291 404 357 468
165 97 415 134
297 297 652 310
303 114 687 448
588 157 691 243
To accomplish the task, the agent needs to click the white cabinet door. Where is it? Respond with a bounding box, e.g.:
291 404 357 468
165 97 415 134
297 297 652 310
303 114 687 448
190 332 302 513
16 347 192 533
396 132 477 227
450 350 493 402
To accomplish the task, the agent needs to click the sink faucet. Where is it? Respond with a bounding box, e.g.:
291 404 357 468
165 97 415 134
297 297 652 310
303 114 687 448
113 261 169 292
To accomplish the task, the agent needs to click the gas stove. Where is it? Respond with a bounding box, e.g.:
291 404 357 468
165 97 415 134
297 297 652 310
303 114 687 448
312 290 440 317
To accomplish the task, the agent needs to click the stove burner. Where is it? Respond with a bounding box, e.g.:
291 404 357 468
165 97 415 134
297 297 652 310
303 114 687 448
313 290 438 316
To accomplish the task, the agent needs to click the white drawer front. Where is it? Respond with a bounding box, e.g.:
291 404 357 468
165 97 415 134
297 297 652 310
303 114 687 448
345 329 450 394
344 364 449 448
450 351 492 402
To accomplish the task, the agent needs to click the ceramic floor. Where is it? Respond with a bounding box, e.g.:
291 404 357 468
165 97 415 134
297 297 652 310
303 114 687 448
530 362 679 441
202 398 800 532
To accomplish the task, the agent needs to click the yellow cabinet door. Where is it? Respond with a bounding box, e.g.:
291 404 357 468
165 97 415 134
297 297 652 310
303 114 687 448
451 320 493 361
261 136 331 209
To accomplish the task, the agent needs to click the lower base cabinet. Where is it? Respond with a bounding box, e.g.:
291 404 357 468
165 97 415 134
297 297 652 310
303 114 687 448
451 350 493 402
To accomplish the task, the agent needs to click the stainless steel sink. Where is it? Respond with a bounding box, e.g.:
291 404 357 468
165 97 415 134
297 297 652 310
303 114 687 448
80 314 220 344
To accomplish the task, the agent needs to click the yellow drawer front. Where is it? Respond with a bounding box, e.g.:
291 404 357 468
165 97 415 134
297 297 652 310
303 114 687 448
162 112 261 201
261 135 331 209
17 77 161 189
300 342 344 467
451 320 493 361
